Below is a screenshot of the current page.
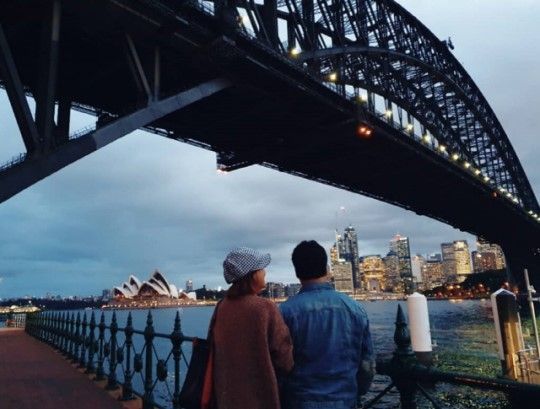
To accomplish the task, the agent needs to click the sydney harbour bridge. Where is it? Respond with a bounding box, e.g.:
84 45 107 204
0 0 539 285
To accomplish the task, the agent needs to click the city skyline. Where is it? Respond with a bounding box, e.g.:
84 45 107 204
1 1 539 298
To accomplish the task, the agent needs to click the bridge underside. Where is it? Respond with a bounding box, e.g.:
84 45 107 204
1 1 539 284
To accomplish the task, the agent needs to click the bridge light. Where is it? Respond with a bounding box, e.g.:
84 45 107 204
357 94 368 103
474 169 481 175
406 123 414 132
356 124 373 139
483 176 490 182
422 134 431 143
438 145 447 152
463 161 470 168
385 110 393 118
506 193 512 198
290 47 301 57
529 210 534 215
328 72 338 82
513 197 519 203
451 153 459 161
499 187 506 193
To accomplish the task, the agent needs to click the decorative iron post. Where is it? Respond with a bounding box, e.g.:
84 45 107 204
63 313 69 356
392 305 418 409
74 312 81 363
79 313 87 368
143 311 155 409
95 312 106 381
53 312 60 348
51 312 56 345
68 313 75 359
171 310 183 409
86 311 96 374
121 312 135 401
106 311 119 390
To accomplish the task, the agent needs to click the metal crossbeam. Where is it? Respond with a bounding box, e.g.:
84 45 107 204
0 24 40 154
0 78 232 203
35 0 61 151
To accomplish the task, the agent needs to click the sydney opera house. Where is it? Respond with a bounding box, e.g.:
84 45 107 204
108 270 196 308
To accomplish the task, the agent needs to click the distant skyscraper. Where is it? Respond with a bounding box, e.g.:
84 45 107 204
359 255 385 292
330 241 339 265
472 251 497 273
454 240 472 282
331 261 354 295
411 254 426 284
383 251 400 292
185 280 194 293
389 234 413 293
421 260 444 290
476 237 506 270
337 225 360 289
441 242 456 282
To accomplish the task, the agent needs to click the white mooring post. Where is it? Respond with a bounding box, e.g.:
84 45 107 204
491 288 525 380
407 292 433 365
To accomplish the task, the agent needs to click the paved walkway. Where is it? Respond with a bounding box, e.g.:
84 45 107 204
0 328 134 409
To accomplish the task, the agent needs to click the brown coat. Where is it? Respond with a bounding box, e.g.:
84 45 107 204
212 295 294 409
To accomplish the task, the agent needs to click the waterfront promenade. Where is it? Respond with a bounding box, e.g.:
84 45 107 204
0 328 132 409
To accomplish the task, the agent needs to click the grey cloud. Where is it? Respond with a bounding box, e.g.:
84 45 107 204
0 1 537 296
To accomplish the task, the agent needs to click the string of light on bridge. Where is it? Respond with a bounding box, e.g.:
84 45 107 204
286 46 539 223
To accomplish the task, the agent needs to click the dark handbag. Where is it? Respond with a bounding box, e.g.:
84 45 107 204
178 301 221 409
178 337 212 409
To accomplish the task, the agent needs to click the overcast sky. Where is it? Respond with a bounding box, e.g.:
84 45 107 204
1 1 539 298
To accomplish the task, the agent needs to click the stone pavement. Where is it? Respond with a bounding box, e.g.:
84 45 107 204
0 328 138 409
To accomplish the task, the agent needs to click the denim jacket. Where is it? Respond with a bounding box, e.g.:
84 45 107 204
279 282 374 409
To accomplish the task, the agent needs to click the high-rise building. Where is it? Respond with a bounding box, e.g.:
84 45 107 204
411 254 426 285
454 240 472 282
476 237 506 270
421 260 444 290
331 261 354 295
383 251 400 292
360 255 386 292
389 234 413 293
441 242 456 282
472 251 497 273
330 241 339 265
185 280 194 293
337 225 360 289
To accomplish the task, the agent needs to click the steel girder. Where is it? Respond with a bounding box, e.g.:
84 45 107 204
0 78 231 204
194 0 538 213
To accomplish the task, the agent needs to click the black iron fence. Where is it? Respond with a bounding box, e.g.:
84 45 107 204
0 311 26 328
25 310 196 409
24 306 540 409
365 305 540 409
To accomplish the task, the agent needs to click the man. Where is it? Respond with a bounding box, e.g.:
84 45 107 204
280 240 375 409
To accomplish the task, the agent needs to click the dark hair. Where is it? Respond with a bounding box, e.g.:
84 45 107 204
291 240 328 280
226 271 257 298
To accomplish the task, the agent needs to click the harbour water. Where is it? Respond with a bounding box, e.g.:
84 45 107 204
73 299 506 408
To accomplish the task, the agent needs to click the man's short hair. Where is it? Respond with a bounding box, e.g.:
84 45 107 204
292 240 328 279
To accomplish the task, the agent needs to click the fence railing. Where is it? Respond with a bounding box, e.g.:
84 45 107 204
366 305 540 409
0 312 26 328
25 310 196 409
24 306 540 409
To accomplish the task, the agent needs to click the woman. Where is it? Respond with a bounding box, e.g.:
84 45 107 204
211 247 293 409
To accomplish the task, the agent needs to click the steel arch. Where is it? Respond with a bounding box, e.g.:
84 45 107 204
216 0 538 213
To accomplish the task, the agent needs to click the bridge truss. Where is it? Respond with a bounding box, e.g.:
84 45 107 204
0 0 539 272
